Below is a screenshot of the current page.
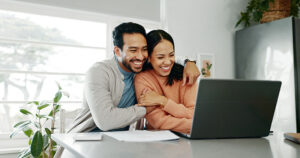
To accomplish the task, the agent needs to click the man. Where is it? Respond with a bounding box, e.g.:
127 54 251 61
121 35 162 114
55 22 199 157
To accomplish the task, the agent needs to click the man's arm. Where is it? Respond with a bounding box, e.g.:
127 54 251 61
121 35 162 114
85 63 146 131
176 57 200 86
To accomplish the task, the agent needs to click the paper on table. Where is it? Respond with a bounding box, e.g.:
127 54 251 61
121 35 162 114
103 130 179 142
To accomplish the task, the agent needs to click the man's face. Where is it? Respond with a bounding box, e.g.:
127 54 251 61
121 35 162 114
115 33 148 73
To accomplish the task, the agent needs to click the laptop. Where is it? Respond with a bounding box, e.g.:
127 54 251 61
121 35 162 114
177 79 281 139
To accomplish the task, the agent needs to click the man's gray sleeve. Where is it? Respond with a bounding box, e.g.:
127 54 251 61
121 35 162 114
84 64 146 131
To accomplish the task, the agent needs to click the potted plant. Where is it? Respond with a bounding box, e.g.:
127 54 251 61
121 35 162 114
236 0 300 27
10 83 69 158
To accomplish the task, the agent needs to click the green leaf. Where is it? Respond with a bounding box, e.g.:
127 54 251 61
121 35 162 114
52 140 57 147
41 115 53 120
10 121 32 138
208 64 212 70
48 104 60 116
291 1 299 17
29 137 32 145
52 150 56 156
235 0 290 28
20 109 33 115
14 120 31 128
31 131 43 157
43 153 49 158
235 18 243 28
48 111 54 117
38 103 50 110
55 104 61 110
45 128 52 136
54 91 62 103
201 68 206 75
253 11 263 22
17 148 31 158
48 110 53 117
27 101 39 106
36 114 53 120
235 12 245 28
260 0 271 10
43 135 49 149
43 143 50 151
33 121 40 129
23 128 33 138
236 11 251 28
39 100 49 106
56 81 62 90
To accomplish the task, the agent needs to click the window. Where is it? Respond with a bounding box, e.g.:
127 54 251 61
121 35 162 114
0 2 161 153
0 9 107 134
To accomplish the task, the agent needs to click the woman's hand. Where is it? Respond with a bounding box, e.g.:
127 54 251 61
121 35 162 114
137 89 168 107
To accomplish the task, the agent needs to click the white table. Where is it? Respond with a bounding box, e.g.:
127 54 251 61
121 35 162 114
52 132 300 158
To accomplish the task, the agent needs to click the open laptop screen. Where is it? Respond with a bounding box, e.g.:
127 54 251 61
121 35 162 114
189 79 281 139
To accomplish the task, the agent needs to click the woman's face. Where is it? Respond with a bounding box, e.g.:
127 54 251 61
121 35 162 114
149 39 175 77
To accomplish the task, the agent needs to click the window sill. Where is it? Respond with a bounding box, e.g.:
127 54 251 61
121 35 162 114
0 147 25 155
0 133 27 154
0 133 26 139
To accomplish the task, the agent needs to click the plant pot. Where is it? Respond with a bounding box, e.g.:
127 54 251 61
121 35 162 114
260 0 291 23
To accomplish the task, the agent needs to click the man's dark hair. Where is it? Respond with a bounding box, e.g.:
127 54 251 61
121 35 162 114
112 22 146 50
144 29 183 86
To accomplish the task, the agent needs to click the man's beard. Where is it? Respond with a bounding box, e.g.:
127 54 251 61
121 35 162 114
122 58 144 73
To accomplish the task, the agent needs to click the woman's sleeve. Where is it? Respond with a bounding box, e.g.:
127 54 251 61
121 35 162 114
146 108 192 134
134 74 156 114
162 83 198 119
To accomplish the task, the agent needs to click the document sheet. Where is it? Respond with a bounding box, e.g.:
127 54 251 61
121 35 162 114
103 130 179 142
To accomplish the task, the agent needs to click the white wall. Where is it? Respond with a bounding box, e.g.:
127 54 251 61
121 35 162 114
163 0 249 78
13 0 160 21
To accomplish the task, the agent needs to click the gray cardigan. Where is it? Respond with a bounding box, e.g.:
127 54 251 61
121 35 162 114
54 58 146 158
67 58 146 132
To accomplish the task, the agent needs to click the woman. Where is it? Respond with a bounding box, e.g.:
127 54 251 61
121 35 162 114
134 30 198 134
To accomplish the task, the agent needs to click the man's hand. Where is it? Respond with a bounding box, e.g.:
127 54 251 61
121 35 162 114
182 61 200 86
137 89 167 107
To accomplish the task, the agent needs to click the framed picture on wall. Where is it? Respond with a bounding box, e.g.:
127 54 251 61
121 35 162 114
196 54 215 78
